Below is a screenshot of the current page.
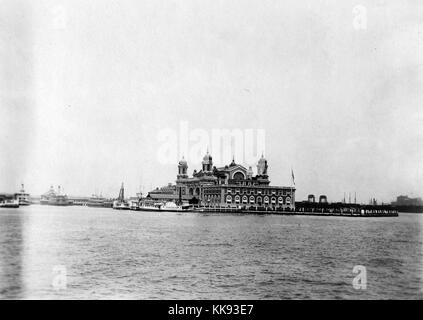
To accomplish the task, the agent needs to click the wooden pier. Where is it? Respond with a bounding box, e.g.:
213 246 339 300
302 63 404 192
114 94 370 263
193 202 398 217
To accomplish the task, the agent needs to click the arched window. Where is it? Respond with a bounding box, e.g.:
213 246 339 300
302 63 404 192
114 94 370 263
264 196 269 204
233 171 245 180
271 197 276 204
278 196 283 204
242 196 248 203
195 187 200 195
250 196 255 204
226 195 232 203
286 197 291 205
189 188 194 196
257 196 262 204
235 195 240 203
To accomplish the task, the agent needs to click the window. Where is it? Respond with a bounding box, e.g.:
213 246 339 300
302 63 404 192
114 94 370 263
250 196 255 204
233 172 245 180
242 196 248 203
264 196 269 204
271 197 276 204
226 195 232 203
286 197 291 205
235 195 240 203
278 197 283 204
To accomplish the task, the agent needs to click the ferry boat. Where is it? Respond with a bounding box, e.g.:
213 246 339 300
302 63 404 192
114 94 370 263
129 199 140 211
138 199 163 211
0 199 19 208
87 194 112 208
40 186 72 206
112 183 130 210
14 184 30 206
138 200 191 212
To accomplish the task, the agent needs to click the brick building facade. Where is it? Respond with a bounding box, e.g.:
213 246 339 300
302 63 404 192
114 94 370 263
148 151 295 211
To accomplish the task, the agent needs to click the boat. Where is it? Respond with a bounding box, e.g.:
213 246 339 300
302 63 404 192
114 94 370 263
40 186 72 206
138 199 163 211
138 200 191 212
14 184 31 206
161 201 192 212
87 194 112 208
112 183 130 210
0 199 19 208
113 201 130 210
129 199 140 211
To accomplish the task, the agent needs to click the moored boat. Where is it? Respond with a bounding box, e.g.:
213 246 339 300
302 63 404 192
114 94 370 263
138 200 163 211
87 194 112 208
112 183 130 210
14 184 30 206
40 186 72 206
138 200 191 212
0 199 20 208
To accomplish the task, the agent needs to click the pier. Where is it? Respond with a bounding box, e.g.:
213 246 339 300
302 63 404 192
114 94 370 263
193 203 398 217
294 202 398 217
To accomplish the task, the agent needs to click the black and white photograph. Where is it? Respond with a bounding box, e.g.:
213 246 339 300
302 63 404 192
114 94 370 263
1 0 423 305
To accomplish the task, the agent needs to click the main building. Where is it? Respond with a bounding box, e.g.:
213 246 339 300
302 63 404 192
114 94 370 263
148 151 296 211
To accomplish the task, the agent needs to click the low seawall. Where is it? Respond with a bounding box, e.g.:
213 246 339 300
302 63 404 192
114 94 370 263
194 206 398 217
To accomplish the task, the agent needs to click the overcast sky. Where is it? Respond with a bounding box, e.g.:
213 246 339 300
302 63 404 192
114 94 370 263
1 0 422 202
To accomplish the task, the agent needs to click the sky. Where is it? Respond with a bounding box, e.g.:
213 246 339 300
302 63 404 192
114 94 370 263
1 0 422 203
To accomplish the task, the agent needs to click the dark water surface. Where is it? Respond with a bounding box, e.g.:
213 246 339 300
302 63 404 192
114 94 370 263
0 205 422 299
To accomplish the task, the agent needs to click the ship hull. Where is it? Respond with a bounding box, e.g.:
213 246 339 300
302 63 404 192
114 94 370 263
138 206 161 212
112 201 130 210
0 199 20 208
0 204 20 208
138 206 191 212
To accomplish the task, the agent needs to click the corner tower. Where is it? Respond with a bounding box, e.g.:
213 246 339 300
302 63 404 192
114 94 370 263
177 156 188 179
202 151 213 173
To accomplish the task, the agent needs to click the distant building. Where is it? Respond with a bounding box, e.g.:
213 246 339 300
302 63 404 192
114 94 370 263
392 195 423 207
148 151 295 210
319 195 328 204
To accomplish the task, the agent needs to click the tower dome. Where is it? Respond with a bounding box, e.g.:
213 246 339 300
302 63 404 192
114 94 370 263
177 156 188 178
203 152 212 162
179 156 188 166
202 150 213 172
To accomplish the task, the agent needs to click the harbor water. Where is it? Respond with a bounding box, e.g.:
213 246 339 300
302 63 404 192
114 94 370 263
0 205 422 299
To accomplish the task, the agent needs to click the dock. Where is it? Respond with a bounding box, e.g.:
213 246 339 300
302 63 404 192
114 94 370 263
192 203 398 217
